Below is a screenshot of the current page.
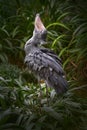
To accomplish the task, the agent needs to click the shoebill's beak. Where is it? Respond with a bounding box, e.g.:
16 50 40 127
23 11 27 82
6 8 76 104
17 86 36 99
34 14 47 45
35 14 46 31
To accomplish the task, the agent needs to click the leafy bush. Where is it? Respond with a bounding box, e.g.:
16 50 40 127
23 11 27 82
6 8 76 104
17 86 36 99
0 82 87 130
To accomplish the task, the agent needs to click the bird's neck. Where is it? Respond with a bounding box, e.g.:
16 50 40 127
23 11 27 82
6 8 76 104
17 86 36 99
25 43 39 55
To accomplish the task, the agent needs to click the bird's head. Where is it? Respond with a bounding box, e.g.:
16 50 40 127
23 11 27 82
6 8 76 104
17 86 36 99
33 13 47 45
24 14 47 54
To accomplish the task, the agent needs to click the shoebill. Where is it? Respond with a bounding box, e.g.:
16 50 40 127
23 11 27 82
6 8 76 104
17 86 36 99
24 14 67 94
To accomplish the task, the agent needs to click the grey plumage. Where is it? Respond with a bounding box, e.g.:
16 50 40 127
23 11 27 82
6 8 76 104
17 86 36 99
24 14 67 94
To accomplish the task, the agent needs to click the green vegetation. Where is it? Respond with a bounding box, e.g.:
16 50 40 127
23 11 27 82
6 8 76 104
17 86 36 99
0 0 87 129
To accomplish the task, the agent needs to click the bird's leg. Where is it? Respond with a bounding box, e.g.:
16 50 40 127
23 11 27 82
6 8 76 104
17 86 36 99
40 83 42 99
46 84 49 106
38 82 42 107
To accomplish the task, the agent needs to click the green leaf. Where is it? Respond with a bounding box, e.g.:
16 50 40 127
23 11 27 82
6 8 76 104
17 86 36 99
0 53 8 63
0 27 10 37
77 47 87 61
11 26 20 38
25 114 37 128
63 58 70 68
42 106 62 120
46 22 70 30
73 23 87 36
0 123 25 130
57 12 70 21
52 35 66 47
59 47 67 57
38 115 46 123
4 39 13 48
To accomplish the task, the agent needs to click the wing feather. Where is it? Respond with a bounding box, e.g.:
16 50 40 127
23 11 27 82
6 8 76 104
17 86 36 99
24 49 64 75
24 49 67 94
40 47 62 65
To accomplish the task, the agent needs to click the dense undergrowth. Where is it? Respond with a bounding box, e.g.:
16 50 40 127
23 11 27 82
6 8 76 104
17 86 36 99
0 0 87 129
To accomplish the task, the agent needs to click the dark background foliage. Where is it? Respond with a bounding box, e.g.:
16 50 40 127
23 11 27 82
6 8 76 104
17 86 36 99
0 0 87 129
